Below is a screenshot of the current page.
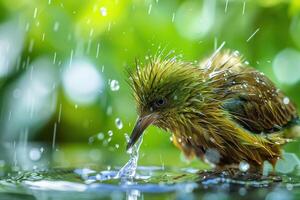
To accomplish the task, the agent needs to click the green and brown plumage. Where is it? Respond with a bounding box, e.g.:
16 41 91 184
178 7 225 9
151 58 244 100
127 50 300 172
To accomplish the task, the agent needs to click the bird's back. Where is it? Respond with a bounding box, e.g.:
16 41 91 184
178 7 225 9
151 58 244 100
174 50 300 169
199 50 299 139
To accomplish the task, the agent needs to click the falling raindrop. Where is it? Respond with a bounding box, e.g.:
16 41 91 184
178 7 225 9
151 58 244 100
53 52 57 64
52 123 57 150
58 103 62 123
53 21 60 32
33 8 38 19
225 0 229 13
115 118 123 129
242 1 246 15
246 28 260 42
96 43 100 58
110 80 120 91
172 13 175 22
28 39 35 53
239 160 250 172
148 4 152 15
69 49 74 67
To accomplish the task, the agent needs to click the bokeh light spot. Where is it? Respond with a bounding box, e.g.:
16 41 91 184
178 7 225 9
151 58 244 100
175 0 216 40
62 59 103 105
273 48 300 85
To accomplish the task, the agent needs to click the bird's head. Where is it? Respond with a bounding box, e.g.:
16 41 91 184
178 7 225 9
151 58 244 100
126 58 205 150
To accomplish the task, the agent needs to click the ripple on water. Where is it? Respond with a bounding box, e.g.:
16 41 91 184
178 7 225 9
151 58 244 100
1 166 300 200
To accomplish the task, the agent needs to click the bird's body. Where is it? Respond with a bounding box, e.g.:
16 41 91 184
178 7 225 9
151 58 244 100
127 51 299 172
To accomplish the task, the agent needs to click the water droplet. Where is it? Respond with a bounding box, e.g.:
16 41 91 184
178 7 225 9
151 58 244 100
125 133 130 143
233 50 240 56
100 7 107 16
108 130 113 137
204 148 220 165
110 80 120 91
239 160 250 172
115 118 123 129
29 148 42 161
283 97 290 105
88 137 94 144
97 132 104 140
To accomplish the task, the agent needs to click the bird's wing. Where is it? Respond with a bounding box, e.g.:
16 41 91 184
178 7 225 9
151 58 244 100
201 50 298 135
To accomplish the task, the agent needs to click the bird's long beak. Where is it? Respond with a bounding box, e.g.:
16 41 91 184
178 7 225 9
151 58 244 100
126 114 157 151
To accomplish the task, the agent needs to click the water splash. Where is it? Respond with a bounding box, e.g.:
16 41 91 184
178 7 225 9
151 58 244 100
76 135 144 183
116 136 143 180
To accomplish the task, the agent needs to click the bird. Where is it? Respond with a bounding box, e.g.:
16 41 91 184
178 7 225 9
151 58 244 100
126 50 299 172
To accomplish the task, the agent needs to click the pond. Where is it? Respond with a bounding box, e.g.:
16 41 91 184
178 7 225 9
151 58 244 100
0 142 300 200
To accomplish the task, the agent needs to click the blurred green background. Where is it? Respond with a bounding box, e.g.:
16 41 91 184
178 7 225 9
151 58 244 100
0 0 300 168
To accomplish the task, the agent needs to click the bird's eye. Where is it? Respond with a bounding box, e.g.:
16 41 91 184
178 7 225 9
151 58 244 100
155 98 166 107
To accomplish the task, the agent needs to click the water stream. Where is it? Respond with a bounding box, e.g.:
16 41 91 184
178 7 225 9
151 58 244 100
116 136 143 180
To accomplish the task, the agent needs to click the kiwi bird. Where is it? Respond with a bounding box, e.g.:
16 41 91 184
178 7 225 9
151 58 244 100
127 51 299 172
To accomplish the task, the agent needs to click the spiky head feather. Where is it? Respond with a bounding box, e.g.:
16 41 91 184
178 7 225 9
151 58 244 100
129 58 207 121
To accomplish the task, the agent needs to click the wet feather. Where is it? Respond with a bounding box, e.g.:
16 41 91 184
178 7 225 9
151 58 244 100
128 51 299 171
